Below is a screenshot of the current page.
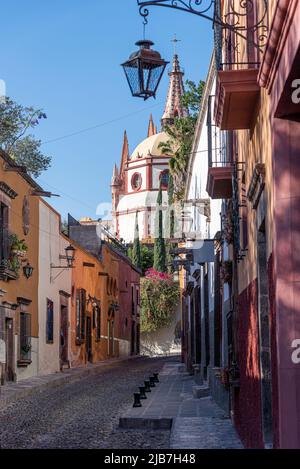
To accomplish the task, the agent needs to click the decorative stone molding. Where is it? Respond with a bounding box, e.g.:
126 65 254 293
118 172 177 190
247 163 266 209
0 181 18 199
258 0 295 91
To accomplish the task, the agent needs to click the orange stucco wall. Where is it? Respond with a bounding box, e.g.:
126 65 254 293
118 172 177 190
69 242 120 366
0 156 39 336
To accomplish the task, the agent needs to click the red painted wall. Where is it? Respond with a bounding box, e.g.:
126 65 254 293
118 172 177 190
233 279 264 448
118 257 140 354
268 253 280 448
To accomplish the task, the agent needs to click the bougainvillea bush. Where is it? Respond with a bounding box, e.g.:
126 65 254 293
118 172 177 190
140 268 180 333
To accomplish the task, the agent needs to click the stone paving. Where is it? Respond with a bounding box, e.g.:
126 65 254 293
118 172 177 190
0 356 171 449
0 356 243 449
120 362 243 449
0 355 142 410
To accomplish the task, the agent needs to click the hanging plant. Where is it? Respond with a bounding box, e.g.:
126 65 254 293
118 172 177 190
223 206 233 244
220 260 233 284
9 233 28 257
140 268 179 333
220 368 230 389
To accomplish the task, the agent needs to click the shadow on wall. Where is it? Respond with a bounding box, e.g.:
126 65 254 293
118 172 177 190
140 311 181 357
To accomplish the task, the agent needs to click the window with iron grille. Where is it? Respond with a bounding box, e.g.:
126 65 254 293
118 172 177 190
95 306 101 341
76 289 86 343
20 312 31 361
46 299 54 344
0 202 9 263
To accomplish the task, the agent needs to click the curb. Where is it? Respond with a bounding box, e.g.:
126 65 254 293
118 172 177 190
0 355 143 410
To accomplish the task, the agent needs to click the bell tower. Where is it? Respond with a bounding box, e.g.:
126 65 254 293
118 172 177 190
161 51 188 129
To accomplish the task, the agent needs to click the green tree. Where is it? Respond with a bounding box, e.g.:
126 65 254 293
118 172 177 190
128 244 154 275
153 184 166 272
140 245 154 274
166 173 175 274
131 211 142 269
159 80 205 200
0 97 51 177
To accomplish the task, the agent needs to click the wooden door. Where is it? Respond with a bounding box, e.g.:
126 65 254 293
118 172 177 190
5 318 14 382
60 305 69 365
86 316 92 363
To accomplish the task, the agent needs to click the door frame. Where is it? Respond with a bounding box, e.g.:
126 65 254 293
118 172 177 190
5 317 14 382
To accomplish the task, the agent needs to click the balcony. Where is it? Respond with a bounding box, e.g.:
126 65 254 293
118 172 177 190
214 69 260 130
207 166 233 200
206 95 233 200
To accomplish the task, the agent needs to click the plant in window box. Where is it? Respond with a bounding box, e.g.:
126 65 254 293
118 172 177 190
21 343 32 355
220 367 230 389
10 234 28 257
228 361 240 388
0 257 21 279
223 208 233 245
220 260 233 284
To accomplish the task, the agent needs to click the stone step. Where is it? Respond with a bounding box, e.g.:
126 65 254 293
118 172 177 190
192 385 210 399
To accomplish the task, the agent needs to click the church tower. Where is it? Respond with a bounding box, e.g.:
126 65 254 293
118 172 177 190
161 54 188 129
112 52 187 243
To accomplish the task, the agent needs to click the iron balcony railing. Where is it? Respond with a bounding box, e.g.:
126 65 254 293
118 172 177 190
207 95 230 168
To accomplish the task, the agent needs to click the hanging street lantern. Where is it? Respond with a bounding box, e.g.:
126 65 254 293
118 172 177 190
121 40 169 100
23 262 34 279
65 244 76 268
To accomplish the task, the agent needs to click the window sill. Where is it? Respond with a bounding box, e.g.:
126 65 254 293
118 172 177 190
0 266 18 281
17 359 32 368
75 339 85 346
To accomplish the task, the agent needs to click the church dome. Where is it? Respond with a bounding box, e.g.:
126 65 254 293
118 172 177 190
130 132 169 160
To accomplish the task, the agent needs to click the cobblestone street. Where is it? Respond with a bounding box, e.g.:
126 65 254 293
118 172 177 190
0 357 171 449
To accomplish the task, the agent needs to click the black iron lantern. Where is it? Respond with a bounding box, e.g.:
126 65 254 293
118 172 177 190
122 40 169 100
23 263 34 279
65 244 76 268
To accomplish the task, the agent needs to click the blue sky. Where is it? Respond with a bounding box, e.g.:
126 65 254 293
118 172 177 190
1 0 213 221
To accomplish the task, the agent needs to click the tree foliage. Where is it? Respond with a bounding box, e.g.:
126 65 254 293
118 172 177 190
153 184 166 272
131 211 142 270
0 97 51 177
140 269 179 332
159 80 205 200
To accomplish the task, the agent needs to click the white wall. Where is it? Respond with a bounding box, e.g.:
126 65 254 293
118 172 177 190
140 305 181 357
38 201 72 376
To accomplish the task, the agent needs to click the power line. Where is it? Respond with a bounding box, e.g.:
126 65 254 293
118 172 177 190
41 102 164 145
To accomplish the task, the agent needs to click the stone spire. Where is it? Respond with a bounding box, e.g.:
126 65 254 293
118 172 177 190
161 54 188 129
147 114 156 138
111 164 119 186
120 130 129 175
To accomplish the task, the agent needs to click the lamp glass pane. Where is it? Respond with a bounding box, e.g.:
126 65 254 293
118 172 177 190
123 59 141 96
147 64 165 93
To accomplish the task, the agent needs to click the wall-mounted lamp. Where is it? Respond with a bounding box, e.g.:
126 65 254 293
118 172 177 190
51 244 76 270
23 263 34 279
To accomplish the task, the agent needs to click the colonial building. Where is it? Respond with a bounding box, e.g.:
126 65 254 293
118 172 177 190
38 199 72 375
0 149 41 383
68 217 141 364
111 54 187 243
183 0 300 449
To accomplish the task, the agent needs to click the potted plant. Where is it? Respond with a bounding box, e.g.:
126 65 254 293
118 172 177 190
220 367 230 388
10 234 28 257
223 209 233 245
220 260 233 284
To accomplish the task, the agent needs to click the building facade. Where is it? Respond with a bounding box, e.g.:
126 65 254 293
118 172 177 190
38 199 72 375
68 218 141 365
183 0 300 449
0 149 41 383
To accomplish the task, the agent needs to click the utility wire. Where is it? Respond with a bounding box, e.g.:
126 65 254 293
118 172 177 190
41 102 163 145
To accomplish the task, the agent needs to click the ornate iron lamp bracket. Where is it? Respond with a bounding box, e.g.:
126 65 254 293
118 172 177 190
137 0 269 52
